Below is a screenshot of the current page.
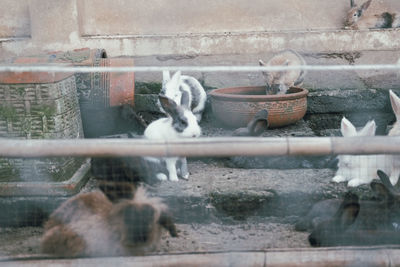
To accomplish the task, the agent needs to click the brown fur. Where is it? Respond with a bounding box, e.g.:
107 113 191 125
41 187 177 257
259 50 306 95
344 0 398 29
42 225 87 257
98 181 137 202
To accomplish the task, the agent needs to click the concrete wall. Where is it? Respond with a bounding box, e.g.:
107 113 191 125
1 0 400 59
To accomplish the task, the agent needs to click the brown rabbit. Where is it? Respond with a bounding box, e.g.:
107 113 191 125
259 50 306 95
344 0 400 29
41 186 177 257
307 170 400 247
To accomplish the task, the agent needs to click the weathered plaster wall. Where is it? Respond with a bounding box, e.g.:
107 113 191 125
1 0 400 59
1 0 400 98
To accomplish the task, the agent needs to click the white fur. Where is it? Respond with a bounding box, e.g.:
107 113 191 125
332 117 392 187
387 90 400 185
144 102 201 182
144 113 201 139
160 71 207 122
161 71 184 108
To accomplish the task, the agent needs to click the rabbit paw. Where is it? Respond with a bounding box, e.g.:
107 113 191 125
347 179 366 187
156 173 168 181
169 175 179 182
180 173 189 180
178 168 189 180
332 175 347 183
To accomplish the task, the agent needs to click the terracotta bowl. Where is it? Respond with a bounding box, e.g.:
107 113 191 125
209 86 308 128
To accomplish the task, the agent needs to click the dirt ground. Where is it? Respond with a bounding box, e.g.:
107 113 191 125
0 161 319 258
0 220 309 257
0 120 346 259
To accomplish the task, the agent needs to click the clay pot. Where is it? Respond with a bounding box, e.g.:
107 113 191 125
210 86 308 128
9 48 135 107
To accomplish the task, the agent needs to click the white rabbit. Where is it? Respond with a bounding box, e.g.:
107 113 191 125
344 0 400 30
332 117 392 187
145 94 201 182
259 49 306 95
387 90 400 185
159 70 207 122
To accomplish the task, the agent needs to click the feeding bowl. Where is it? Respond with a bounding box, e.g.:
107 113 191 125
209 86 308 128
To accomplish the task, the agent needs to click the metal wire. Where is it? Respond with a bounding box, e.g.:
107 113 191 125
0 64 400 73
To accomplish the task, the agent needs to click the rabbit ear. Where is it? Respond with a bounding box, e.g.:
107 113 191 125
370 180 392 200
377 169 392 187
358 120 376 136
260 60 273 87
170 71 181 85
180 90 190 110
377 169 400 196
162 70 171 84
359 0 372 14
350 0 355 7
158 94 190 134
158 94 180 117
339 203 360 229
341 117 357 137
336 193 360 229
390 90 400 122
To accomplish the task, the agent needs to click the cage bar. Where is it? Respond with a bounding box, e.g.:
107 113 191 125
0 136 400 158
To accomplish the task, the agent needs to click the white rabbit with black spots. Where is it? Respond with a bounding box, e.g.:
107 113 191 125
159 70 207 122
145 94 201 181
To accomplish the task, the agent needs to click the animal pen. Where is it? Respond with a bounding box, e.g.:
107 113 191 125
2 0 400 266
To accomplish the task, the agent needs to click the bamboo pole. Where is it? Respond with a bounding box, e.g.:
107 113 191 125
0 136 400 158
1 247 400 266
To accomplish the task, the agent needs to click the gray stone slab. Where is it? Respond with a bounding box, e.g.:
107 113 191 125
152 161 375 223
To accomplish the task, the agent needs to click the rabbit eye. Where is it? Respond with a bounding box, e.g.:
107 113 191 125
179 118 188 127
173 117 188 133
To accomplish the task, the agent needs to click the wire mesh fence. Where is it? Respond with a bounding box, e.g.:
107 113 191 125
0 61 400 263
